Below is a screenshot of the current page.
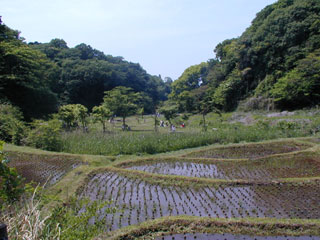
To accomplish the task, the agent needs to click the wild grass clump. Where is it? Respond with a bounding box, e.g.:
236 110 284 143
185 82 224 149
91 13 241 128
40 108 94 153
0 186 116 240
0 187 60 240
60 122 314 156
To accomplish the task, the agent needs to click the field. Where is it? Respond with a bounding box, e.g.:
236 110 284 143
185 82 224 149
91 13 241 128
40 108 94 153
3 111 320 239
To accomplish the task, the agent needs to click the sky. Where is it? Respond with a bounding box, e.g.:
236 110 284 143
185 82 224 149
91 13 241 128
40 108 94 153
1 0 277 80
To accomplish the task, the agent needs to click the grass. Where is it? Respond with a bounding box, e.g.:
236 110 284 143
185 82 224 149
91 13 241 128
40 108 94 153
4 143 116 166
60 122 316 156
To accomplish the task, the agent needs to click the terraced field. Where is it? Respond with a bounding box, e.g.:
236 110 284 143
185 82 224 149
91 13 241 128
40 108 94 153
6 151 84 185
155 234 320 240
124 155 320 180
5 138 320 239
77 139 320 239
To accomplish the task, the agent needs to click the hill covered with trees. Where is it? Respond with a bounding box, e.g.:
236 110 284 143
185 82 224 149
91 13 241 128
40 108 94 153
171 0 320 112
0 22 171 120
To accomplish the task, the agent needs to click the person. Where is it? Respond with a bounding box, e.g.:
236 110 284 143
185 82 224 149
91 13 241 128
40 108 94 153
171 125 176 132
160 120 164 127
181 122 185 128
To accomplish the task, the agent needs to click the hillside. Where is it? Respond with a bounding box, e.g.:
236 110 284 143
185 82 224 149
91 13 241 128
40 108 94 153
172 0 320 112
0 24 170 119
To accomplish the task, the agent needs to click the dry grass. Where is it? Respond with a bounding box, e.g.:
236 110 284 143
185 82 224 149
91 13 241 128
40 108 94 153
0 187 60 240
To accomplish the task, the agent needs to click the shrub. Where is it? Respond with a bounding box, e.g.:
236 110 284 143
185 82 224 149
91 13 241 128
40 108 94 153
0 104 28 145
0 141 25 204
237 96 275 112
26 119 63 151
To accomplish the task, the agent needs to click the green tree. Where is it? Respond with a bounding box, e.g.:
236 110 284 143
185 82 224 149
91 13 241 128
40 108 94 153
103 87 141 129
271 50 320 109
0 25 58 119
159 102 179 128
170 62 208 101
92 105 112 132
58 104 88 130
58 104 78 129
74 104 88 131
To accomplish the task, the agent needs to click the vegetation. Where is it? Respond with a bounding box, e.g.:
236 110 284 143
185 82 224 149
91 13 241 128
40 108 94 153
1 0 320 239
169 0 320 112
103 87 142 128
0 24 170 120
0 141 25 204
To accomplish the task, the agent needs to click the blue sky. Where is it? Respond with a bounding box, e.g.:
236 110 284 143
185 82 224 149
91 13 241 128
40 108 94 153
2 0 277 80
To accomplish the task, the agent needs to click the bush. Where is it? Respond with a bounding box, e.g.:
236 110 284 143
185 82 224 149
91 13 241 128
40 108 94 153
237 96 275 112
0 141 25 204
26 119 63 151
0 104 28 145
0 186 116 240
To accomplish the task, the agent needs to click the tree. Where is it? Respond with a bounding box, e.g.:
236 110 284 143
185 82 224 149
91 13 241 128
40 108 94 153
58 104 78 129
103 87 141 129
271 50 320 109
92 105 112 132
169 62 208 100
159 101 179 129
0 39 58 119
74 104 88 131
58 104 88 130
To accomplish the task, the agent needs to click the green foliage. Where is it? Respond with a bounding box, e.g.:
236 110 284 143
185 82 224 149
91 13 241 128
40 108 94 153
0 103 28 145
74 104 88 130
0 21 168 119
170 62 208 98
43 197 116 240
201 0 320 111
0 27 58 119
26 119 62 151
159 102 179 125
170 62 208 112
271 49 320 109
58 104 78 129
58 104 88 130
103 87 141 127
30 40 168 112
92 105 112 132
0 141 25 204
212 70 243 111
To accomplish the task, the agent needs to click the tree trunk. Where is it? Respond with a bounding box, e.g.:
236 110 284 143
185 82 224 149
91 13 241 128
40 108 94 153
202 113 207 131
154 114 158 132
102 122 106 133
122 117 126 130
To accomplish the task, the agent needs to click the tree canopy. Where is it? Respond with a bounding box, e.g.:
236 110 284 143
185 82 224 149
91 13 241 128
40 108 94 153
0 21 171 120
201 0 320 111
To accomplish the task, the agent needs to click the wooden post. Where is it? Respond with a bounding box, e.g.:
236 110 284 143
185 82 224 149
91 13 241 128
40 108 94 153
0 223 8 240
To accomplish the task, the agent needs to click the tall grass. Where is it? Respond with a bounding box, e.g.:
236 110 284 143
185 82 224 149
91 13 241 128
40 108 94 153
0 187 60 240
60 123 314 156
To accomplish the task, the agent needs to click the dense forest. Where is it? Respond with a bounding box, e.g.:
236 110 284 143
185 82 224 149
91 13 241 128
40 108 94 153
0 22 171 120
170 0 320 112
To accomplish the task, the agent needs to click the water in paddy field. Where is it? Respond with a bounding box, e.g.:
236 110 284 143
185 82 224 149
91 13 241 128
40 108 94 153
155 233 320 240
80 171 320 231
